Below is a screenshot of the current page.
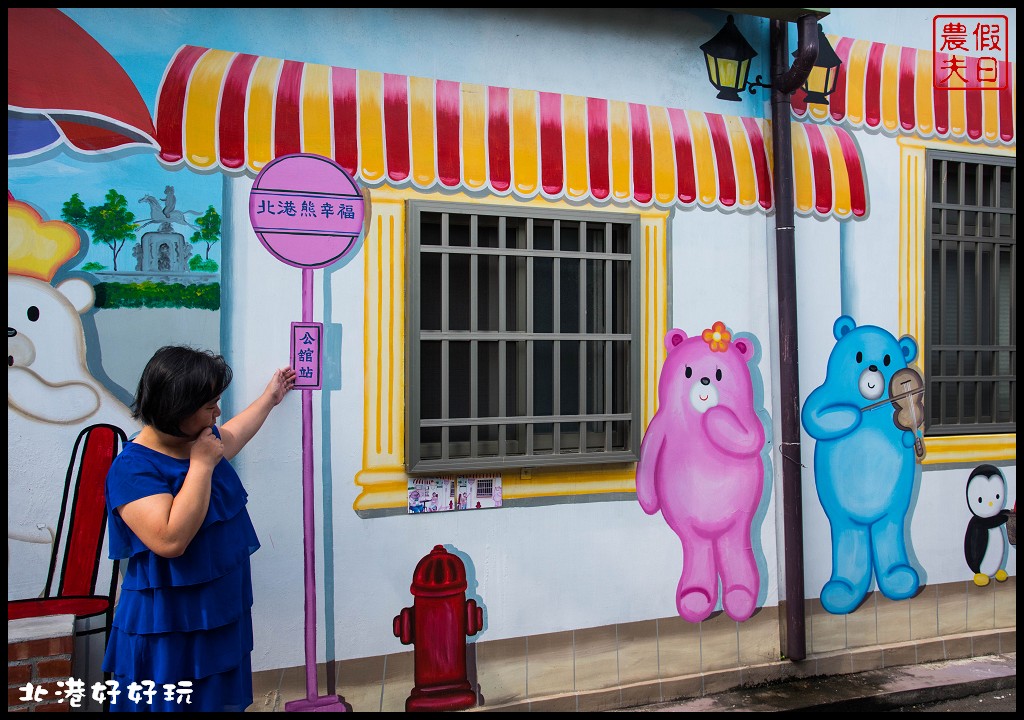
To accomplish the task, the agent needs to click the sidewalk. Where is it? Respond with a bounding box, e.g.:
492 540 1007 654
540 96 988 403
615 652 1016 712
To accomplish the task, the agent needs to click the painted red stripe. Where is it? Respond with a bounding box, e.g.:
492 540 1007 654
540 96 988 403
587 97 610 201
932 52 950 136
218 53 258 170
898 46 917 131
487 86 511 192
834 127 867 217
741 117 772 209
436 79 461 187
997 61 1014 142
539 91 564 196
629 103 653 204
274 59 304 158
791 83 808 117
706 113 735 207
829 37 854 122
53 121 136 151
964 57 983 140
331 67 359 176
8 597 110 621
863 42 886 128
383 73 410 182
803 123 833 215
155 45 208 164
61 426 117 596
666 108 696 205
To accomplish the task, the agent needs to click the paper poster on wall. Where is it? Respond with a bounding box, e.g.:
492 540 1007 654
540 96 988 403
457 476 503 510
407 477 454 514
407 476 503 513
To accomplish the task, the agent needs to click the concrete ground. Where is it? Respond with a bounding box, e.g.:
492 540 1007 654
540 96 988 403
613 652 1016 712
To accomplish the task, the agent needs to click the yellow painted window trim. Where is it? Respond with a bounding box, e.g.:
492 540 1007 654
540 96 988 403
353 186 669 512
897 136 1016 464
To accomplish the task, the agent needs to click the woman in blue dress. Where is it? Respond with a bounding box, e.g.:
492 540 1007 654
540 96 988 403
102 346 296 712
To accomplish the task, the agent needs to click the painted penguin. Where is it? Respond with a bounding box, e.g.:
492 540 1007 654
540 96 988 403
963 464 1010 587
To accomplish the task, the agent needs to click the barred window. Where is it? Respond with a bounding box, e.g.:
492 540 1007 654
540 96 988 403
406 202 641 474
926 151 1015 435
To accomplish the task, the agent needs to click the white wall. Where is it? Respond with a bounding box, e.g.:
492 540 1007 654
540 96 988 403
26 6 1012 672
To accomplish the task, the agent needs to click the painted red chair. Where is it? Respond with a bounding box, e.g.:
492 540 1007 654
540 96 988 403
8 423 127 650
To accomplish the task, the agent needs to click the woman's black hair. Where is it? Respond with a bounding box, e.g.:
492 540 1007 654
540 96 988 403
132 346 232 437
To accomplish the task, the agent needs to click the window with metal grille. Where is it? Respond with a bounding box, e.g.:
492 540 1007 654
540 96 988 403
474 477 493 498
925 151 1015 435
406 202 641 474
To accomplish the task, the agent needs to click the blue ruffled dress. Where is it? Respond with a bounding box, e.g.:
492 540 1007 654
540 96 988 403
102 427 259 712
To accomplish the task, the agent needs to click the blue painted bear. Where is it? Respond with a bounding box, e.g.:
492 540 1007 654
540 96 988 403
801 316 921 614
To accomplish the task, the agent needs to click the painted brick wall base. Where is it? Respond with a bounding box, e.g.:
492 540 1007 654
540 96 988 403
8 615 75 712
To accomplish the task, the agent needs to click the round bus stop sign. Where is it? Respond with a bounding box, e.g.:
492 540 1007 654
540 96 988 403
249 153 365 269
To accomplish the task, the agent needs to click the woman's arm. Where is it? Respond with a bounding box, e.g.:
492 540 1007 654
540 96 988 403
117 427 222 558
219 366 297 460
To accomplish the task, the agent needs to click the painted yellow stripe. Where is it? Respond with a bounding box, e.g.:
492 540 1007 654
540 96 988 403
686 111 716 207
821 126 851 218
358 70 385 183
982 83 1000 143
844 39 872 125
763 117 774 177
183 49 234 169
510 88 538 195
608 100 632 202
649 106 676 206
923 434 1016 464
563 94 589 200
914 49 934 136
880 43 901 132
246 55 283 173
409 76 436 187
461 83 487 190
300 62 333 159
725 114 756 208
791 124 813 214
947 64 966 137
644 221 656 423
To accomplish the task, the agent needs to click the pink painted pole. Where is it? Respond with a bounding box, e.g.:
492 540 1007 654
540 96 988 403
285 268 347 711
301 268 317 701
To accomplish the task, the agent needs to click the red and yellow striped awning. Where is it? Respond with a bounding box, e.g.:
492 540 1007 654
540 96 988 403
155 45 867 218
794 35 1016 145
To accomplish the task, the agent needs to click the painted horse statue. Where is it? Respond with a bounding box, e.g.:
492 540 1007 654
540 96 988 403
137 193 200 232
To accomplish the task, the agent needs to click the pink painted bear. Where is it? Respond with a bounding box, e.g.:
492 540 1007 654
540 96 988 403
636 323 765 623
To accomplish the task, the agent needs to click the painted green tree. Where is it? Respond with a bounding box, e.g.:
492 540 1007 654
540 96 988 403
191 206 221 260
60 190 137 272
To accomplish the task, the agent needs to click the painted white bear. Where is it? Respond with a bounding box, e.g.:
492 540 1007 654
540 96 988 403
8 199 139 600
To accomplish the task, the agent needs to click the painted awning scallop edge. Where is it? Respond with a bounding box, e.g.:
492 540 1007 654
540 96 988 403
155 45 868 219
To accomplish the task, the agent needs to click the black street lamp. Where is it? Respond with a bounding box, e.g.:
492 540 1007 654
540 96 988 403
699 15 762 101
798 24 842 104
701 14 842 106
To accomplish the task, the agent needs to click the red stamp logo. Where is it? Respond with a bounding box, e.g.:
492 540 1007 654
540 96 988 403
933 15 1009 90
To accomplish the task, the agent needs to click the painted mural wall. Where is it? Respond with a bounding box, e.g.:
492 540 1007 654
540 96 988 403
7 6 1015 689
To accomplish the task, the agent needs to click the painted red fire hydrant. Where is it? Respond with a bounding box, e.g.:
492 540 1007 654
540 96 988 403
393 545 484 712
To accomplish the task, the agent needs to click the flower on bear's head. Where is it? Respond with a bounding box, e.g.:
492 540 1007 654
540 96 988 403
702 321 731 353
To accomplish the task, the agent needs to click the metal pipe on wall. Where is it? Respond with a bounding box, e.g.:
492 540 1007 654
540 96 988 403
771 13 818 663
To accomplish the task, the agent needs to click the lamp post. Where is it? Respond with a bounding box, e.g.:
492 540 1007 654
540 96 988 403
701 14 841 106
700 10 838 663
